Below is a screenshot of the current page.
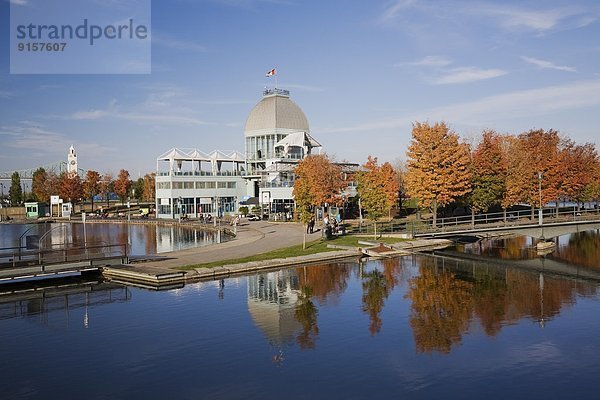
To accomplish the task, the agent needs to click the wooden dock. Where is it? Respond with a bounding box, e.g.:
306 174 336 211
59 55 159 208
102 264 186 289
0 256 127 282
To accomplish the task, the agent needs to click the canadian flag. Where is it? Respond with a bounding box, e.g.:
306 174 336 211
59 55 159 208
265 68 276 77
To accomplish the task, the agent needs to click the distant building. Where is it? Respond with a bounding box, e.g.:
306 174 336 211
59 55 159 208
155 88 358 220
67 145 78 175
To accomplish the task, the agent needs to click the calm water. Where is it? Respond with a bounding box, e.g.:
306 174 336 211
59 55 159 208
1 230 600 399
0 222 227 255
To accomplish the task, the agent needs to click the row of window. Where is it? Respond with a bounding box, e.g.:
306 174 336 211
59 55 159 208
156 181 237 190
157 197 237 215
245 134 286 161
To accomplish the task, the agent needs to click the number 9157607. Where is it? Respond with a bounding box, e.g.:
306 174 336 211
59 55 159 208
18 42 67 51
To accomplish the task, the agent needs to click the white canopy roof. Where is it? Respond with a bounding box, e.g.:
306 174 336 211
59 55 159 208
274 131 321 149
158 148 245 162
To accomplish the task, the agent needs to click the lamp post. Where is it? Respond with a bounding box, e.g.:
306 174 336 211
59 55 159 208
538 171 543 226
178 196 182 222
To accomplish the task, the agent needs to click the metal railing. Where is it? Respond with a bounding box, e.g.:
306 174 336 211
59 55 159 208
0 243 128 269
351 206 600 236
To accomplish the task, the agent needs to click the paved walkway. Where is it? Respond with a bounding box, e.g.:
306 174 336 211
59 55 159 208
134 221 312 272
126 220 453 282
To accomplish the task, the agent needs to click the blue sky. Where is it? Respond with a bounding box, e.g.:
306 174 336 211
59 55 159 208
1 0 600 178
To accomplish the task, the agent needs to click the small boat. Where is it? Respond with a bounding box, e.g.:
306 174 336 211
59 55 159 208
536 241 555 251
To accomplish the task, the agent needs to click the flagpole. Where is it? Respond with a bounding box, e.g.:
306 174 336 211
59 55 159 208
275 66 278 89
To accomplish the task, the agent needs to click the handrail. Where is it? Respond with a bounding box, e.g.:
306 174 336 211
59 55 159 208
0 242 128 269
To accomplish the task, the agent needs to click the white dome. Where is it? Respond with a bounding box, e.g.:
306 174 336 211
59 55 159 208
244 89 309 135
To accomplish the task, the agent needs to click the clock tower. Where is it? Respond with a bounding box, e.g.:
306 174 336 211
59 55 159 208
67 145 78 174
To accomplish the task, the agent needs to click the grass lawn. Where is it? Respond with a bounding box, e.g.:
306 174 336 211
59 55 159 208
180 235 409 270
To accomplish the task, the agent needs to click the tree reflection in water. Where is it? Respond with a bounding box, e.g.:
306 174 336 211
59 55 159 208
405 258 473 354
294 286 319 349
403 255 598 354
250 250 599 356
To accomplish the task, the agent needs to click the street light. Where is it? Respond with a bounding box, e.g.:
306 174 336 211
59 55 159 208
178 196 182 222
538 171 543 226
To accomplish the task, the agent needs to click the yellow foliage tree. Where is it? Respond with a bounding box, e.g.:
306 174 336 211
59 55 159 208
405 122 472 226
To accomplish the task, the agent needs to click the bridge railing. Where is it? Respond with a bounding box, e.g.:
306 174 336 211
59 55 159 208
0 243 128 269
350 205 600 236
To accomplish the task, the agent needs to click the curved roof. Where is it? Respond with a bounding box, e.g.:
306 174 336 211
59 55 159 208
244 90 309 134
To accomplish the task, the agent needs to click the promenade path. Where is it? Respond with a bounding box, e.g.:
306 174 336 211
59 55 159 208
111 220 454 283
134 221 310 272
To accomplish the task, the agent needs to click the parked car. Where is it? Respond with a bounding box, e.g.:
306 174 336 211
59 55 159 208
247 214 260 221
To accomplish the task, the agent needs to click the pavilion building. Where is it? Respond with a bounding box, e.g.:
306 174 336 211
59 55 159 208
155 88 357 220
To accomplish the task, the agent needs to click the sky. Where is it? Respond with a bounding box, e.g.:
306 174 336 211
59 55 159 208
1 0 600 179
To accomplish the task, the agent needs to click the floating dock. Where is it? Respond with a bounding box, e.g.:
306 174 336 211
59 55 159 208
102 264 186 288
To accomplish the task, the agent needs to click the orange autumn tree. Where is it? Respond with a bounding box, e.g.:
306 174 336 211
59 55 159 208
293 154 345 248
547 140 598 214
58 172 83 203
114 169 131 205
83 170 101 212
469 130 507 223
142 173 156 202
357 156 399 238
405 121 471 226
504 129 560 219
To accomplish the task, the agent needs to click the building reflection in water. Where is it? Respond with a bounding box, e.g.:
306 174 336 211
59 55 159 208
244 253 600 357
0 278 130 329
247 270 302 364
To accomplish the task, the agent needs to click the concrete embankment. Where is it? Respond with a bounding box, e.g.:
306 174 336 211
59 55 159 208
103 222 455 285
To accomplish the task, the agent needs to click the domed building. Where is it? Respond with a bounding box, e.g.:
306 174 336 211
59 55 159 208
244 88 312 174
154 87 355 220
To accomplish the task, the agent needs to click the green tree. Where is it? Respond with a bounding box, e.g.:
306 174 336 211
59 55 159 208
9 171 23 206
31 168 49 202
133 177 144 201
405 122 472 226
100 173 114 210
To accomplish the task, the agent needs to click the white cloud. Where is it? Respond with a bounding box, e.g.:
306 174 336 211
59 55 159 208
433 67 508 85
380 1 597 35
0 122 114 157
521 56 577 72
398 56 452 68
69 87 214 127
70 108 212 126
381 0 417 22
319 80 600 134
472 3 597 34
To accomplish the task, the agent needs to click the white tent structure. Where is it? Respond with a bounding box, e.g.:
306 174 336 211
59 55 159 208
274 131 321 160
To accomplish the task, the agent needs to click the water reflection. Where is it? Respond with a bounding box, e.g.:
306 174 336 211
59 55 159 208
0 222 227 256
245 251 599 357
0 277 130 328
457 230 600 270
